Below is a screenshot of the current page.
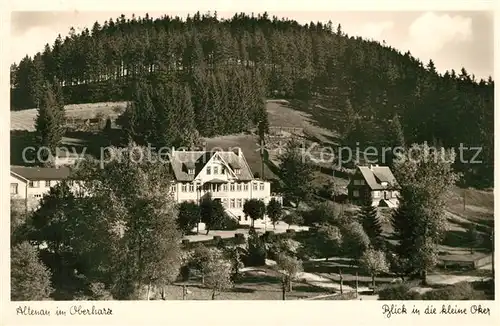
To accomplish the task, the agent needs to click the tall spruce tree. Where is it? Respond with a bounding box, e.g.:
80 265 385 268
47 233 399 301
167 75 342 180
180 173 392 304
279 139 314 208
359 190 383 249
34 81 65 163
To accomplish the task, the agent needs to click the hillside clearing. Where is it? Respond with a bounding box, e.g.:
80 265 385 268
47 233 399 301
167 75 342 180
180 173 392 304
10 101 127 131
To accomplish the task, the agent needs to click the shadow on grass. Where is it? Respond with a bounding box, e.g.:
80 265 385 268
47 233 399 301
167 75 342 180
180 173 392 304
231 287 256 293
303 260 360 276
286 99 342 136
292 284 332 293
442 230 474 249
11 130 38 166
238 274 281 285
449 217 493 234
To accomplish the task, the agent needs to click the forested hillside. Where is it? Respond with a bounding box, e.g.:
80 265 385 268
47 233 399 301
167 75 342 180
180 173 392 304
10 12 494 187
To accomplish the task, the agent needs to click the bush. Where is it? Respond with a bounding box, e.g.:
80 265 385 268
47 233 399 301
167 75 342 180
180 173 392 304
234 233 246 245
179 265 191 282
212 214 239 230
87 282 113 300
378 284 422 300
244 229 267 266
421 282 487 300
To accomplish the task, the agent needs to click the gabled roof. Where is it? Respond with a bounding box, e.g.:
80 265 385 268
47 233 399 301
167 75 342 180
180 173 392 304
356 165 398 190
11 166 72 181
168 150 254 182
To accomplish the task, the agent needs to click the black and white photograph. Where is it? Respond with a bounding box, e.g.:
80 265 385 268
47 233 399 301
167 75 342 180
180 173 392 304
7 4 495 310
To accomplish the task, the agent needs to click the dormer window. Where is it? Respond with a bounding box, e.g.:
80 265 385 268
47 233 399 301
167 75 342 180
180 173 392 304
235 168 241 175
381 182 388 187
188 168 195 175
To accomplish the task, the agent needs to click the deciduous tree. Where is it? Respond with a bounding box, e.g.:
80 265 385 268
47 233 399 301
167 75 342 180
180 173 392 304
276 253 303 291
266 198 283 229
359 248 389 288
243 198 266 227
391 143 459 284
177 202 201 234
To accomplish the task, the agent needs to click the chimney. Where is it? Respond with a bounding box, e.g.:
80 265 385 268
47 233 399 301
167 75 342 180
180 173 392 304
233 147 242 157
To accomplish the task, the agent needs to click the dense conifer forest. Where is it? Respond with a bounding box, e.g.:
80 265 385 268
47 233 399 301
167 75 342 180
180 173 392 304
10 12 494 187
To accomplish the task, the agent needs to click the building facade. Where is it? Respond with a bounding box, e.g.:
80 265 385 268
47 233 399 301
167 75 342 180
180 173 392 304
10 166 77 211
347 165 399 208
10 148 282 227
168 148 282 226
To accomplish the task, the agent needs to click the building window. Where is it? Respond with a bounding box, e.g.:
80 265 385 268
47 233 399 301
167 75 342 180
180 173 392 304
253 183 258 191
223 198 228 207
243 183 249 191
67 180 74 186
354 179 366 186
182 184 187 192
353 190 360 197
206 167 211 175
259 183 265 191
188 169 195 175
29 181 39 188
189 184 194 192
45 180 51 187
230 183 235 191
10 183 18 195
237 198 242 208
230 199 235 208
223 184 228 191
235 169 241 175
170 185 176 193
34 194 42 198
237 184 242 191
214 166 218 175
373 191 380 198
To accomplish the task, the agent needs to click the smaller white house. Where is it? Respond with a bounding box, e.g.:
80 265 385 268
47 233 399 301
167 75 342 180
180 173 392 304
10 166 78 211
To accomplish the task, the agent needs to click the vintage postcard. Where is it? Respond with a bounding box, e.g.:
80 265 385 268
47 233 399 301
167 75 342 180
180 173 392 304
2 0 497 325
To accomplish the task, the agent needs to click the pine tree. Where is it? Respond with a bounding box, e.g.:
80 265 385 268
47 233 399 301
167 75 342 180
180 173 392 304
279 139 314 208
35 82 65 163
359 191 383 249
384 113 405 167
11 242 54 301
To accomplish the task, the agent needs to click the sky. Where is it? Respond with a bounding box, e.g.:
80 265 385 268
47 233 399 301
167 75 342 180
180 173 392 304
10 9 494 80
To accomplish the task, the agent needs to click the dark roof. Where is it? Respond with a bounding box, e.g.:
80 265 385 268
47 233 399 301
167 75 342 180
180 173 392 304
168 150 254 181
356 166 398 190
11 166 72 181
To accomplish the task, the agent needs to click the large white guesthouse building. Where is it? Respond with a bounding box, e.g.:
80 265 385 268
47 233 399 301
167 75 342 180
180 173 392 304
167 148 281 227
